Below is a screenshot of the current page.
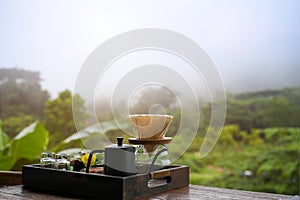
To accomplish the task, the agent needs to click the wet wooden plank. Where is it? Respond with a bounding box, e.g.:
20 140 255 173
137 185 295 200
0 171 22 186
0 185 295 200
0 185 77 199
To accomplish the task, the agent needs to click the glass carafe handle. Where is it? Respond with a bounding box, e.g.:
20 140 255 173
147 145 168 174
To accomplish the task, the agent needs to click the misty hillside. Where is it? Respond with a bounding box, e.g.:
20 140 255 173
224 87 300 131
233 86 300 101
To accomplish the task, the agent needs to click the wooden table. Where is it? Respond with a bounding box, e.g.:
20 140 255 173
0 184 295 200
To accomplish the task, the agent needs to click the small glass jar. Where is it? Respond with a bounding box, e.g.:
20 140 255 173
54 153 70 170
40 152 55 168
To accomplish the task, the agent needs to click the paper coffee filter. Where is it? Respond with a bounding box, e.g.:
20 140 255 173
129 114 173 139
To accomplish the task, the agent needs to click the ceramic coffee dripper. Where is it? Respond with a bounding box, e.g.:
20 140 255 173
128 114 173 140
128 114 173 156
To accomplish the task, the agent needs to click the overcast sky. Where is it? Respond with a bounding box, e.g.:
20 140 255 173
1 0 300 97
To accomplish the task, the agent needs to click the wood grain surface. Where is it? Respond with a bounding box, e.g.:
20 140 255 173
0 185 295 200
0 171 22 186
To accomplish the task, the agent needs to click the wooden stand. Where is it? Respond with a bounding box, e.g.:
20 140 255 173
128 137 172 145
128 137 172 156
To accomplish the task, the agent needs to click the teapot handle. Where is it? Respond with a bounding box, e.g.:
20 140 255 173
86 149 104 173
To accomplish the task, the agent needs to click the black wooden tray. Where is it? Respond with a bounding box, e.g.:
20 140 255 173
22 165 189 200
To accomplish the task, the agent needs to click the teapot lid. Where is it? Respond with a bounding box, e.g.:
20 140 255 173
105 137 135 151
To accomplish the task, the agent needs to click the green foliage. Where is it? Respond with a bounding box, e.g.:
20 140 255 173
175 126 299 195
0 70 299 196
261 98 293 127
0 121 49 170
44 90 74 135
202 87 300 131
0 68 49 138
2 114 36 138
44 90 88 148
0 121 9 152
52 120 128 152
0 120 125 170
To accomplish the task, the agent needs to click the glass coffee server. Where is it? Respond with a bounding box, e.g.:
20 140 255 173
128 114 173 174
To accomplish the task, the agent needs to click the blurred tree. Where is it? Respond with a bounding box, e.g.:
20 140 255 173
2 114 35 138
95 98 113 122
0 68 49 119
0 68 49 137
223 87 300 131
44 90 88 148
261 98 292 127
225 98 263 131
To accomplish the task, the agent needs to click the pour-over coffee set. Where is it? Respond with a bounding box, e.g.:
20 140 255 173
86 114 174 176
22 114 190 199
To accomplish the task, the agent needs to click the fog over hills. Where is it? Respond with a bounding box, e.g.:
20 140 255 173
1 1 299 98
221 65 300 93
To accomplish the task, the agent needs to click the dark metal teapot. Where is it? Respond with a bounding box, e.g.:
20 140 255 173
86 137 136 176
85 137 168 176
